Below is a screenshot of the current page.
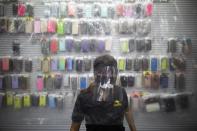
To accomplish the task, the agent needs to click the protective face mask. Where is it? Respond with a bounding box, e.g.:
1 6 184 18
94 66 117 102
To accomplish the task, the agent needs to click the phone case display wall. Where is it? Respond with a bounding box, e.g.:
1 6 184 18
0 0 197 129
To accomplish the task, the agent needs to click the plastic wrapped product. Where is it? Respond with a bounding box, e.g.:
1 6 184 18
101 5 108 18
167 38 177 53
14 94 22 109
70 75 78 90
129 38 135 52
6 92 14 106
79 21 88 35
182 38 192 56
36 75 44 92
44 3 51 17
25 18 33 33
80 76 87 90
105 38 112 52
42 57 50 73
11 75 19 89
56 95 64 109
116 3 124 17
41 38 50 55
58 57 66 71
65 20 72 35
63 74 70 88
0 93 5 108
108 5 115 19
51 2 59 17
18 75 29 90
60 2 67 18
144 38 152 52
123 4 133 17
75 58 83 72
161 57 169 72
13 58 23 73
136 39 145 52
151 57 158 72
47 19 57 33
58 38 66 52
26 3 34 17
13 19 24 33
120 39 129 53
68 2 76 17
17 3 26 17
144 2 153 17
2 57 10 72
172 57 186 71
175 73 185 91
134 3 144 18
120 75 128 88
66 38 74 52
39 93 47 107
74 39 81 52
151 73 160 89
23 94 31 107
12 40 20 56
57 19 65 35
76 4 84 18
128 75 135 87
54 74 63 89
0 18 7 33
72 20 79 35
48 94 56 109
142 58 149 71
44 75 54 90
160 73 168 88
133 58 142 72
8 18 15 33
93 4 101 17
85 4 93 18
34 19 41 34
81 39 90 53
31 93 39 107
126 58 132 71
12 3 18 16
3 75 12 89
118 58 126 71
0 76 3 90
50 38 58 54
84 58 92 72
143 71 151 89
66 57 74 72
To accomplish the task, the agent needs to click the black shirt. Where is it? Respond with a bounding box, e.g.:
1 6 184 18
72 86 128 126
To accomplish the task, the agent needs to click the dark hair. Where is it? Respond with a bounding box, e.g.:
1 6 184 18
93 54 117 71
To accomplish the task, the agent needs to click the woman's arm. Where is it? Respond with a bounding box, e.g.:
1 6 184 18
125 108 137 131
70 122 81 131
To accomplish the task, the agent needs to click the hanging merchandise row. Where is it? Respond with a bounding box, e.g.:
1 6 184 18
0 18 151 36
0 74 30 90
119 72 185 90
0 55 186 74
117 56 185 72
7 2 153 18
129 91 192 113
0 92 64 109
41 37 112 55
0 57 32 74
43 2 153 19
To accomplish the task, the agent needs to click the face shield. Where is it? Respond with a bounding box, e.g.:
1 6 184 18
94 66 118 102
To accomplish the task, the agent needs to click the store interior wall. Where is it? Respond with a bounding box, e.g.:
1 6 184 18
0 0 197 131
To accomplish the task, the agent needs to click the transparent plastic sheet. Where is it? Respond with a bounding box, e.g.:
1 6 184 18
93 66 117 102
